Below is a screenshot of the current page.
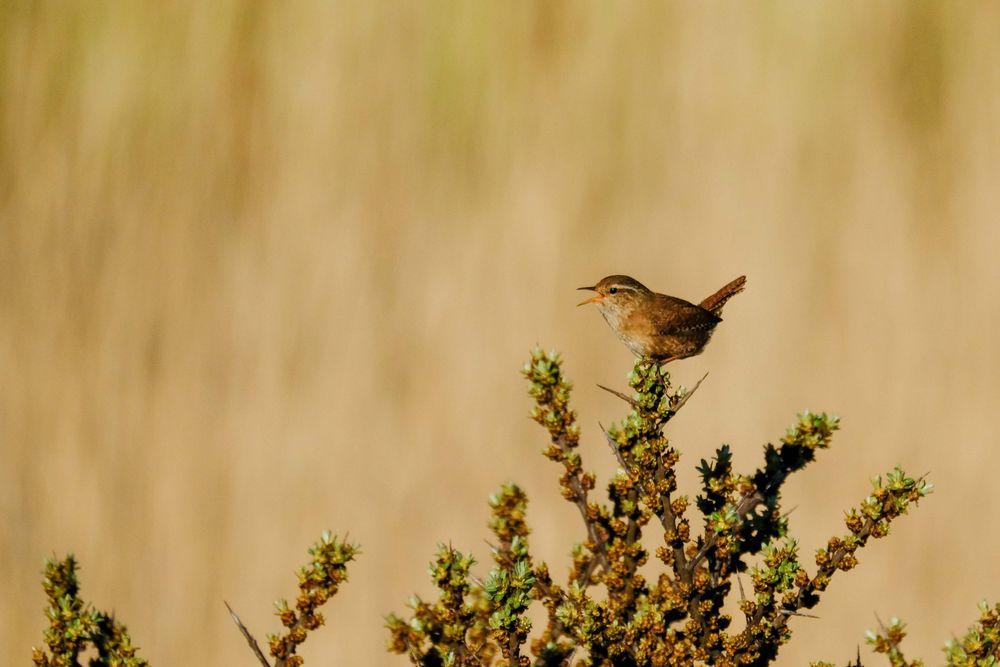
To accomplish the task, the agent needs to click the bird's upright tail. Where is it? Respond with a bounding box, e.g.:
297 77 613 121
700 275 747 316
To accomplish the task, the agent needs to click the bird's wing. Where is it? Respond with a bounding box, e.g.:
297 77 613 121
649 294 721 335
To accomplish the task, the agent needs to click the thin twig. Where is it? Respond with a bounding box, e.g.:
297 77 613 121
225 601 272 667
874 612 888 634
466 638 489 666
671 372 708 415
596 423 644 620
597 371 708 417
686 490 762 575
597 383 639 408
599 422 631 473
552 433 610 586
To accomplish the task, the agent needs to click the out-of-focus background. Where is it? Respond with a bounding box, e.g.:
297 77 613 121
3 3 999 665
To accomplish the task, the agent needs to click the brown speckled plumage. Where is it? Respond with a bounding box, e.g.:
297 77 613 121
578 275 746 361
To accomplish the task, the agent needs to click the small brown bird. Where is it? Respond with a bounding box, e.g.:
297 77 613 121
577 275 747 362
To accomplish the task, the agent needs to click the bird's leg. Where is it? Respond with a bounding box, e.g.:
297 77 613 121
654 356 682 372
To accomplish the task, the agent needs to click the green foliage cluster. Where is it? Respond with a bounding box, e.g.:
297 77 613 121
860 602 1000 667
227 530 359 667
267 531 359 666
31 555 147 667
386 349 933 666
385 484 540 665
32 351 1000 666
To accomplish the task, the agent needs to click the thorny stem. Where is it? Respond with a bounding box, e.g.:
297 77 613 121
766 512 879 633
644 372 707 587
507 635 520 667
597 383 640 408
657 463 691 586
600 423 630 474
389 352 931 666
554 427 611 585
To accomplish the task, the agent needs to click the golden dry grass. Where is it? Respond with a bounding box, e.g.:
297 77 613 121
3 3 1000 664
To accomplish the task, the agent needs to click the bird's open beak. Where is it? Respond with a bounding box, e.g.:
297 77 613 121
577 286 602 306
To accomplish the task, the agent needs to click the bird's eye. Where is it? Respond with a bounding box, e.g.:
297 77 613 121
609 287 618 295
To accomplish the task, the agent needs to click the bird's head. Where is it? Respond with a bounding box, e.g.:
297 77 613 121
577 275 651 315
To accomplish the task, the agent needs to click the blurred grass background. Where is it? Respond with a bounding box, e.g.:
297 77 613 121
2 2 999 664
